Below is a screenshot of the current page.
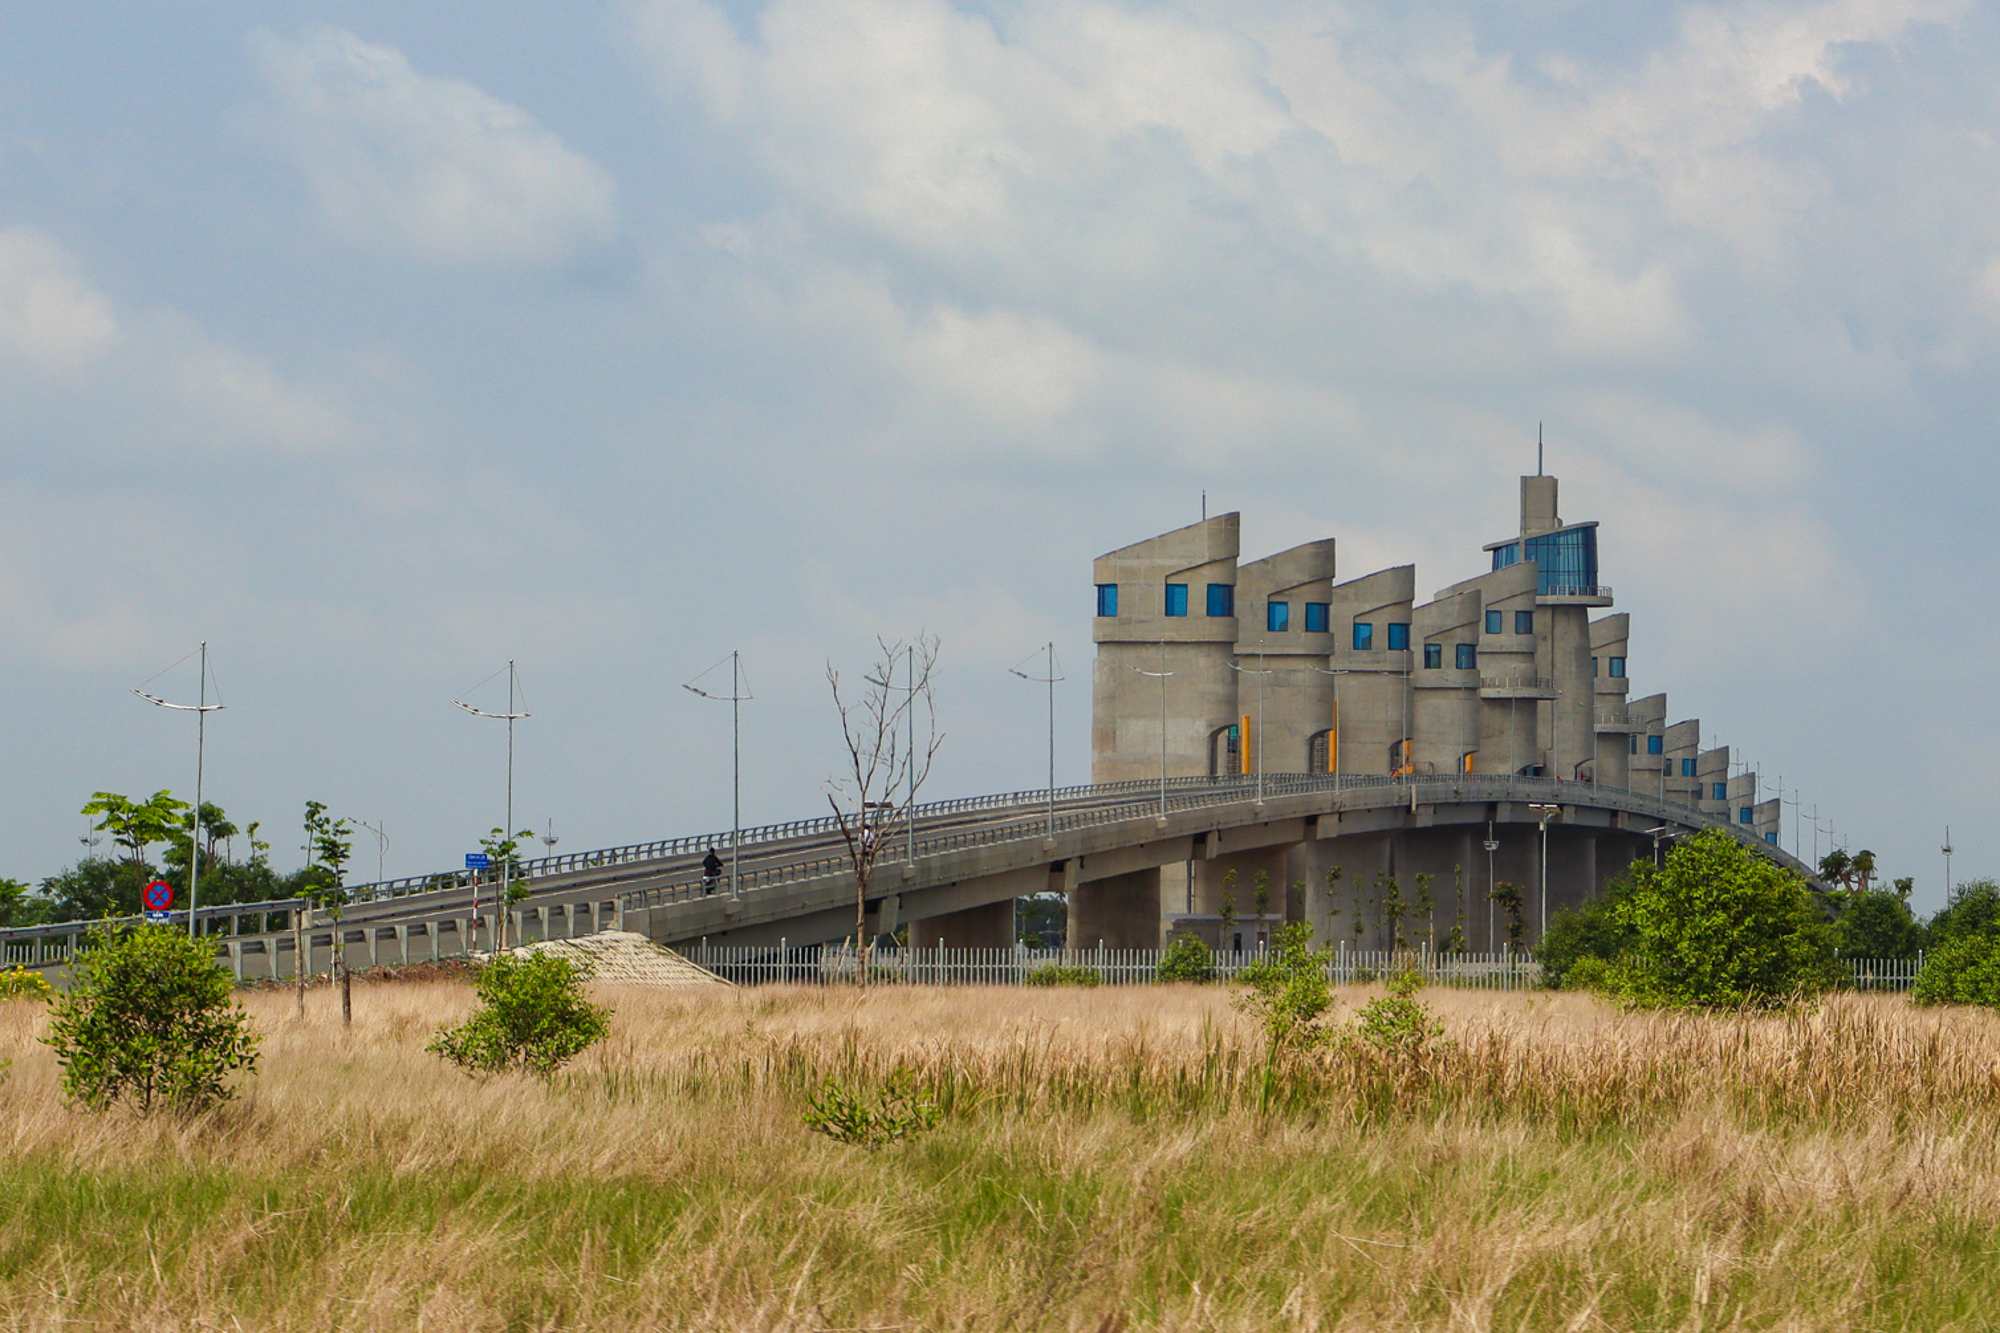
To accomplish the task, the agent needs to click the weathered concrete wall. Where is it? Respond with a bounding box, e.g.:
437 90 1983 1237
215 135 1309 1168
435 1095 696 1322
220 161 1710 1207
1069 867 1162 949
910 899 1016 949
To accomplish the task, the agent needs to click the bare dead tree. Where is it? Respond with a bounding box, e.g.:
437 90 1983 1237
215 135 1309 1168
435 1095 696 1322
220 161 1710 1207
825 633 943 986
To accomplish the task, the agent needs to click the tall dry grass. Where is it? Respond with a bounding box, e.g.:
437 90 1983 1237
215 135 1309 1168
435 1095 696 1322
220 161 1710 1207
3 979 2000 1330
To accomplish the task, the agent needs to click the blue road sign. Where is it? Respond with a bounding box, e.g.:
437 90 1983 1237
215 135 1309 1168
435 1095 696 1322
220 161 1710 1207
144 880 172 912
465 853 489 869
145 910 171 925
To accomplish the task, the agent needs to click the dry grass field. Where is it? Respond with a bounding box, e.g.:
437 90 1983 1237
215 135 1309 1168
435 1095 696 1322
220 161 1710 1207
5 977 2000 1330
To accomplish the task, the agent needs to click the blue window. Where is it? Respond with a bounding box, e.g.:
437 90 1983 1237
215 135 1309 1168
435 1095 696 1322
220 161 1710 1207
1713 782 1726 800
1095 584 1117 617
1681 759 1695 777
1647 735 1664 755
1629 736 1638 754
1267 601 1289 632
1520 524 1600 596
1455 643 1477 670
1514 610 1534 635
1609 656 1626 678
1739 808 1753 824
1304 602 1329 634
1206 584 1234 617
1766 832 1778 844
1387 623 1409 651
1424 643 1442 669
1353 622 1374 651
1490 542 1520 570
1484 609 1502 635
1164 583 1188 617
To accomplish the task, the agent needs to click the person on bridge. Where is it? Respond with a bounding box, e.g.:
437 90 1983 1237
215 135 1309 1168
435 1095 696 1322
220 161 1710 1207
701 847 724 895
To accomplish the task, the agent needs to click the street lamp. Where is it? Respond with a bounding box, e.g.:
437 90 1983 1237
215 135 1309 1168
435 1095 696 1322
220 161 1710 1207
1008 643 1065 840
1482 821 1500 952
1227 642 1273 805
355 819 389 885
685 651 753 898
1943 826 1955 898
454 660 531 948
1129 642 1174 821
1528 802 1561 939
133 642 224 938
1307 666 1355 783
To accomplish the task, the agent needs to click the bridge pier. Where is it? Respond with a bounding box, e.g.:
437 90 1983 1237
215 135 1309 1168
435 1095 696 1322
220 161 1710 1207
910 899 1015 949
1069 867 1161 950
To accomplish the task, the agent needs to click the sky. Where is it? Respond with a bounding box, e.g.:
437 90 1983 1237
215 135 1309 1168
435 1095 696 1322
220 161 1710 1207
2 0 1994 913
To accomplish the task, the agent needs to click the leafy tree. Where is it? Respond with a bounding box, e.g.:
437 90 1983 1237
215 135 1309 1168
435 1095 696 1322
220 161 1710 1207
43 925 259 1115
1537 874 1640 988
1928 879 2000 945
1414 872 1435 949
1381 874 1406 949
304 801 355 1024
1607 830 1840 1009
1488 881 1526 947
0 878 53 929
1818 848 1855 891
1832 889 1926 960
479 826 537 942
41 857 145 922
1157 932 1215 983
81 791 188 873
1252 870 1271 919
429 951 610 1077
1217 869 1238 951
1447 864 1467 953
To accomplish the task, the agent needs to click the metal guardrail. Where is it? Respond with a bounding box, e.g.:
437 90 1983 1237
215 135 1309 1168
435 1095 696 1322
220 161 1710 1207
1 771 1813 952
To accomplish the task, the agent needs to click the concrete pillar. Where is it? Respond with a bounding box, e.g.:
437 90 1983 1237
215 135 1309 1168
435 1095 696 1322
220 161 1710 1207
227 942 244 981
910 899 1016 949
1070 867 1161 949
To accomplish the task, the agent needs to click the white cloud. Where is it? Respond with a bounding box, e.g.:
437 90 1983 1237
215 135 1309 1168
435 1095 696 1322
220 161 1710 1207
250 26 618 266
0 228 119 376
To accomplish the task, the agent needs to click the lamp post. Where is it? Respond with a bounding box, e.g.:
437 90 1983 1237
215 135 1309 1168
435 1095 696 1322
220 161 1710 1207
1227 641 1273 805
1307 666 1355 782
133 642 224 938
454 660 531 948
1129 642 1173 821
1008 643 1064 839
1528 802 1561 939
1482 821 1500 952
355 819 389 885
685 651 753 898
1943 827 1955 899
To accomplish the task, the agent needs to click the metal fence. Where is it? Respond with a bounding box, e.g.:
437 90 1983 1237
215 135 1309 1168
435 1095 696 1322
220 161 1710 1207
682 943 1933 994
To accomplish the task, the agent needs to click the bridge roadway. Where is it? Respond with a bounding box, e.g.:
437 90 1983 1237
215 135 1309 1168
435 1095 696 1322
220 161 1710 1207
2 774 1814 978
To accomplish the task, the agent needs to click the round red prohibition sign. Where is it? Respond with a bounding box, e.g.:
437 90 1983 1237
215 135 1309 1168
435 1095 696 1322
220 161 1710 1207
143 880 172 912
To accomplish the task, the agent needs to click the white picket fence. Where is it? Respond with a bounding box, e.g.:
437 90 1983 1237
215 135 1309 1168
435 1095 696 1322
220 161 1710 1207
681 942 1933 993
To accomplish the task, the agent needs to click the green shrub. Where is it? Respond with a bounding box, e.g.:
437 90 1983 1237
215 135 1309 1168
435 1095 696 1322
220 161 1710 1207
1537 878 1638 988
1606 830 1841 1010
1235 924 1335 1053
0 966 53 1001
429 952 611 1076
1024 963 1101 988
1561 955 1617 993
1156 934 1215 983
44 926 259 1115
1833 889 1927 959
801 1069 940 1147
1912 935 2000 1007
1349 969 1444 1062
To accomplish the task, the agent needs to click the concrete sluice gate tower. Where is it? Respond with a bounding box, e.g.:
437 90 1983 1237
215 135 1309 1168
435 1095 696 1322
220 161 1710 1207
1083 473 1783 953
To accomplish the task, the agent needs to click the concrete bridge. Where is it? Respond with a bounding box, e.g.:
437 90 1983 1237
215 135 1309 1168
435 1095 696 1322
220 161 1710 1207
1 773 1814 979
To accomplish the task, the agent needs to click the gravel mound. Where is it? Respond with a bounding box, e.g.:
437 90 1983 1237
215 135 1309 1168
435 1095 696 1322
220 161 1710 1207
503 931 731 987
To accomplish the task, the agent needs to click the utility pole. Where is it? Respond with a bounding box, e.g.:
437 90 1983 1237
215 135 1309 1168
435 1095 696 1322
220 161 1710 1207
1528 802 1561 940
454 661 531 948
1130 643 1173 821
133 642 224 938
686 652 754 899
1227 642 1273 805
1009 644 1065 839
1482 821 1500 953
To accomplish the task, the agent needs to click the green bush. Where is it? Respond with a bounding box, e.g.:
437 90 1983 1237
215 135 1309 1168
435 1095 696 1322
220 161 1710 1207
1537 877 1638 988
1234 924 1335 1053
1606 830 1841 1010
1024 963 1100 988
1349 969 1444 1062
1833 889 1927 959
1156 933 1215 983
429 952 611 1076
1928 880 2000 945
801 1069 940 1147
44 926 259 1115
1561 955 1617 993
1912 935 2000 1007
